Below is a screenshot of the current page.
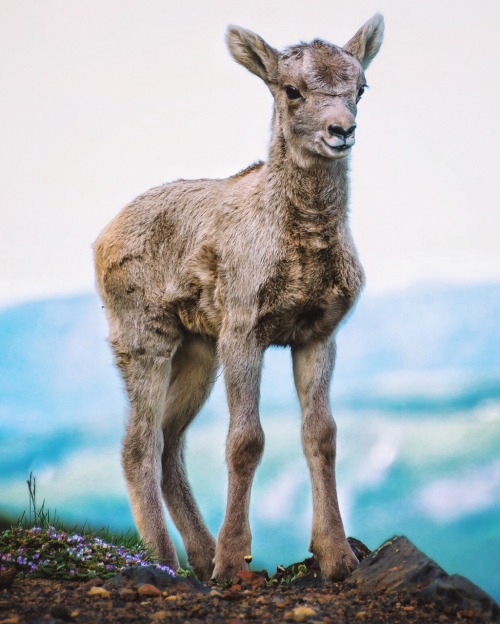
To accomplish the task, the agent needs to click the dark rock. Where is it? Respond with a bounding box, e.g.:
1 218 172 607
290 570 325 588
0 567 17 589
80 576 103 591
420 573 500 621
50 604 73 622
104 565 207 594
348 537 371 562
349 535 500 622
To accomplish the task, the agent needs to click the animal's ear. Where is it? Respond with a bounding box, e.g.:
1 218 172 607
343 13 384 70
226 26 279 84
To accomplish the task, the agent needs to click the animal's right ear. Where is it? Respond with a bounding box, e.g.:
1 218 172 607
226 26 279 85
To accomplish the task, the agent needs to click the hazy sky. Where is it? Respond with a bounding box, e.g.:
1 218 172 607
1 0 499 305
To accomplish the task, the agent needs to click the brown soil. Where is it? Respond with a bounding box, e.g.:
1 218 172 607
0 576 488 624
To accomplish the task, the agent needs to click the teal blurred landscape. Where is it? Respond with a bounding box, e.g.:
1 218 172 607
1 283 499 600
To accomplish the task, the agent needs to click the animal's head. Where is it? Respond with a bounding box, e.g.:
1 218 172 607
226 15 384 165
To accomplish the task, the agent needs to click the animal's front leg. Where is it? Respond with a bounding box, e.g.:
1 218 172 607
292 338 358 581
212 330 265 582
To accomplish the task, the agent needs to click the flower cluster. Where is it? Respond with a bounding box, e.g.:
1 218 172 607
0 526 176 580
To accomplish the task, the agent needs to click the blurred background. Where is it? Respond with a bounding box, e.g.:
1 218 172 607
1 0 499 601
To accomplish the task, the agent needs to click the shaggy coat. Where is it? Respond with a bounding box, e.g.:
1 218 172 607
94 14 384 582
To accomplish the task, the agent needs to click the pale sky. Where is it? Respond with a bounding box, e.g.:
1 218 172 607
1 0 499 305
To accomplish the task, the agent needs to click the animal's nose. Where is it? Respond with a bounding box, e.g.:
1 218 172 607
327 124 357 139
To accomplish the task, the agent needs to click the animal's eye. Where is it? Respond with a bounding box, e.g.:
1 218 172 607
285 85 302 100
356 86 366 102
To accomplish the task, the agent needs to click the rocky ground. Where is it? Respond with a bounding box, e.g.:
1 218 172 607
0 536 498 624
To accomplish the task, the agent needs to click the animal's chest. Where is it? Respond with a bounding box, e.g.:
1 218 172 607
256 239 363 347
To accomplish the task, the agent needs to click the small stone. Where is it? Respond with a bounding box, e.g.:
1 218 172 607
221 590 244 601
88 586 111 599
290 606 317 622
138 583 162 598
164 595 178 601
0 569 17 590
82 577 104 591
0 617 21 624
119 588 137 602
210 589 222 597
50 604 73 621
150 611 169 621
230 583 242 591
234 570 267 589
355 612 368 621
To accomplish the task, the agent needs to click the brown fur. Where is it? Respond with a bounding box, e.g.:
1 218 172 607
94 14 384 582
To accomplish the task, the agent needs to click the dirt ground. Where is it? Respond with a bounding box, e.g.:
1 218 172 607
0 576 489 624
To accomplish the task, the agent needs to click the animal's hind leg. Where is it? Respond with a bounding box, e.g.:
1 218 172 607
161 335 218 580
116 332 181 571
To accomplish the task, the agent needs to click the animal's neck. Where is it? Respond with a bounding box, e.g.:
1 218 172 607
266 125 350 223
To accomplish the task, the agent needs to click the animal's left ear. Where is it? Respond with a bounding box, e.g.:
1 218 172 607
343 13 384 70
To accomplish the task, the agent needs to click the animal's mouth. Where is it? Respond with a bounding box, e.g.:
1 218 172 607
322 139 353 157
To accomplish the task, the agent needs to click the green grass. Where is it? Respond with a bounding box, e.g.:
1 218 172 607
0 473 177 581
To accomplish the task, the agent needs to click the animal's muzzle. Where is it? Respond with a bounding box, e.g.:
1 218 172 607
327 124 356 148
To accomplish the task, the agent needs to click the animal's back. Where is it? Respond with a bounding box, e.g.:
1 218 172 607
94 163 268 337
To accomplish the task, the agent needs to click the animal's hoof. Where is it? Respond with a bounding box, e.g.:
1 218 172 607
190 559 215 582
211 558 249 584
320 549 359 581
187 540 216 581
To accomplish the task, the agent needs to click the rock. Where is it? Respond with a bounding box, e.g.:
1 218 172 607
50 604 73 622
221 590 245 601
210 589 222 597
81 576 104 591
104 566 207 594
118 588 137 602
0 617 20 624
233 570 267 589
150 611 169 621
349 536 500 622
138 583 162 598
420 573 500 620
348 537 371 562
291 570 325 589
0 569 17 590
284 606 317 622
88 586 111 599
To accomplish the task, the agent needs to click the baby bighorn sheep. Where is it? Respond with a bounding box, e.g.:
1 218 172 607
94 14 384 583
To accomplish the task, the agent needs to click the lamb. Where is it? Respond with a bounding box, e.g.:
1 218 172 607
94 14 384 583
